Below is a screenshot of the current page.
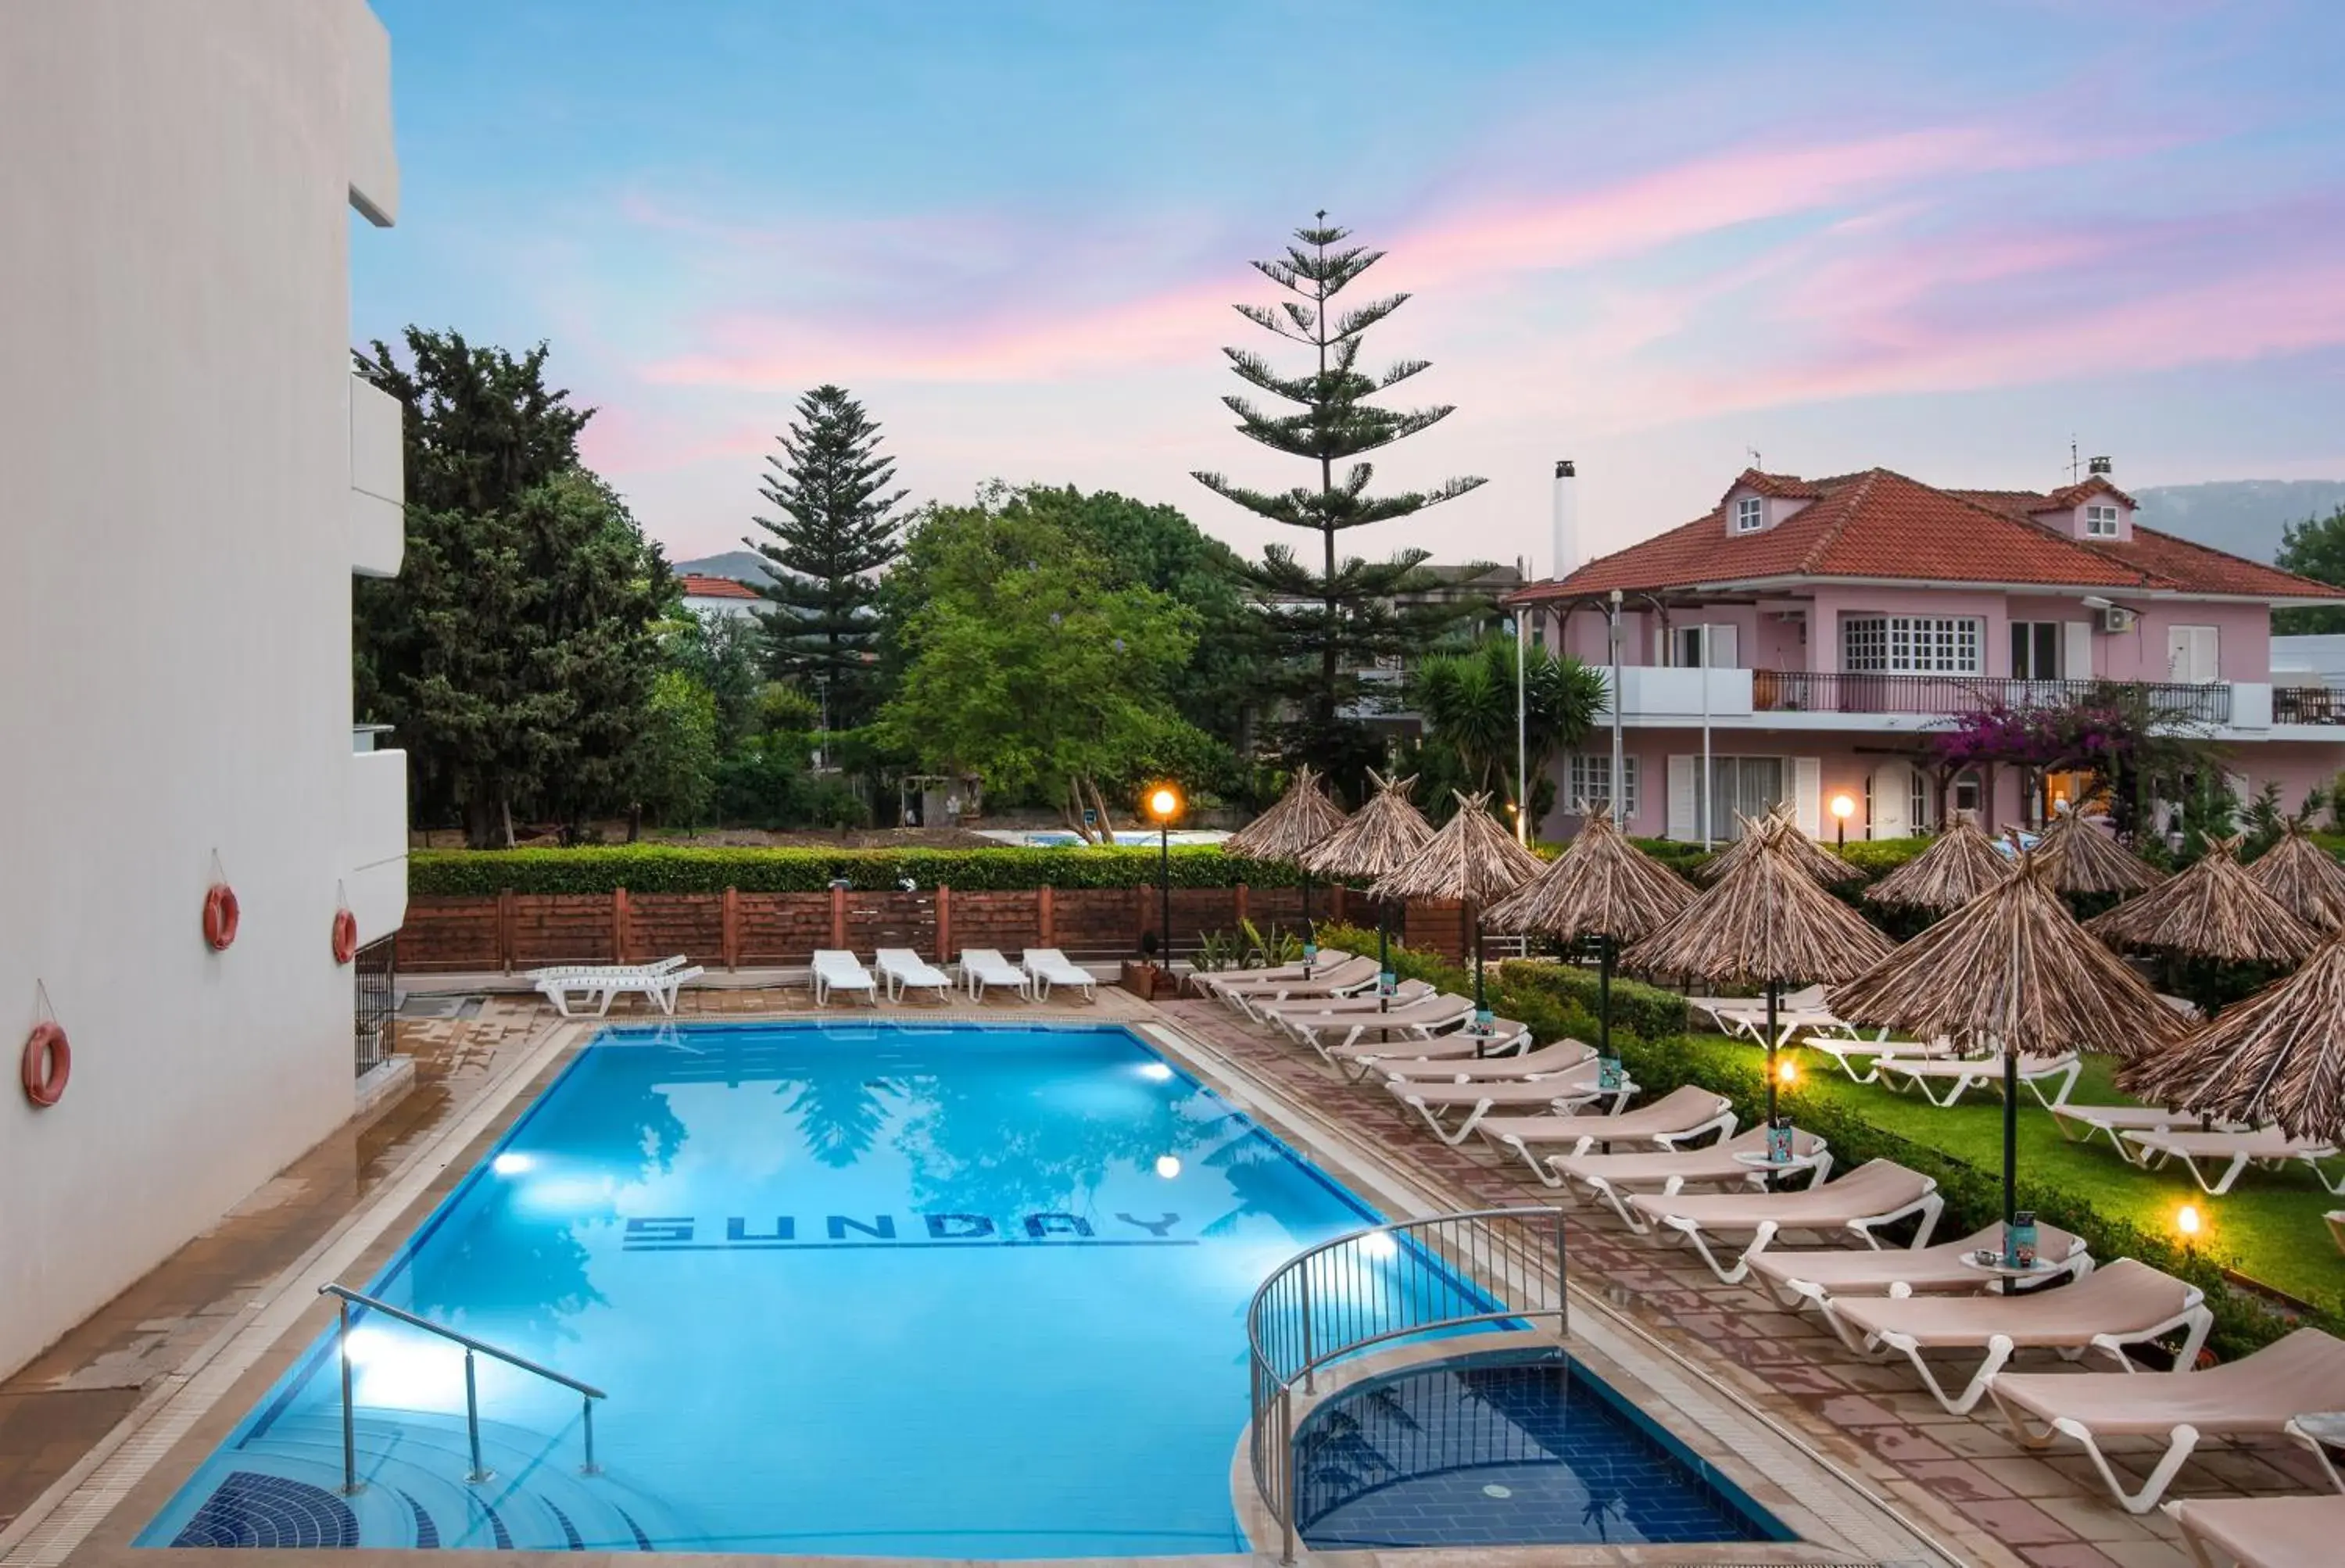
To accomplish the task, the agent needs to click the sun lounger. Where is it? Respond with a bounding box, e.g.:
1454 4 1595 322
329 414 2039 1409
875 948 953 1004
1255 979 1435 1035
1386 1056 1636 1144
1706 1005 1867 1051
1188 950 1351 999
958 948 1033 1003
1476 1085 1736 1187
1799 1031 1960 1083
2158 992 2205 1022
532 956 702 1017
2329 1210 2345 1256
1876 1051 2081 1109
1322 1013 1529 1076
1752 1221 2089 1348
1022 948 1097 1002
1289 993 1480 1061
1548 1126 1831 1231
1831 1256 2211 1415
1217 956 1380 1018
2167 1495 2345 1568
1629 1158 1944 1285
2120 1128 2345 1194
1373 1037 1594 1083
1687 983 1828 1033
2051 1103 2245 1154
811 950 878 1008
1988 1328 2345 1513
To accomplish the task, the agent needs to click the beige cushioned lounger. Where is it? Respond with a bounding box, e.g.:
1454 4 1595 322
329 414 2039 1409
2166 1494 2345 1568
1627 1158 1943 1285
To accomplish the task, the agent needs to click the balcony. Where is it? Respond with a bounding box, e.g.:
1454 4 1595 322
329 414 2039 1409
1750 671 2232 725
344 747 408 947
349 371 404 578
2274 686 2345 725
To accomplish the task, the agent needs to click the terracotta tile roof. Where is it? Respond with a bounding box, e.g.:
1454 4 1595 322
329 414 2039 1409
1727 467 1824 500
1516 467 2342 603
679 574 762 601
2041 476 2139 510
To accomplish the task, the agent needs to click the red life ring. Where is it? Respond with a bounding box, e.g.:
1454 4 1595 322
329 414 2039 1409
21 1022 69 1108
203 883 240 951
331 908 360 965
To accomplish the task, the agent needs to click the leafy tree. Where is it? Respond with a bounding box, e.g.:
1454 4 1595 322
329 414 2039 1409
876 504 1206 841
2274 503 2345 634
353 329 674 847
1926 683 2220 843
744 385 908 723
1409 639 1608 835
664 612 769 751
632 671 720 829
1193 214 1486 792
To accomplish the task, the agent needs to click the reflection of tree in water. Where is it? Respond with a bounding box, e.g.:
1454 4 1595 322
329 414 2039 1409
777 1067 900 1168
893 1075 1222 1219
1196 1122 1307 1238
399 1057 687 1344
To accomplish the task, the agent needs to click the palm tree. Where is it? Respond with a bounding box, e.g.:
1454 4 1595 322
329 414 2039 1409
1409 639 1606 832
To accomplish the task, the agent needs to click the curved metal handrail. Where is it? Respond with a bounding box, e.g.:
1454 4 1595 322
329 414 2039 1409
1244 1206 1565 1564
318 1282 603 1495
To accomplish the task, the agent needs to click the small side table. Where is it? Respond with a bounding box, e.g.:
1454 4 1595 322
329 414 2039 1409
1731 1150 1822 1187
2285 1412 2345 1494
1955 1251 2071 1294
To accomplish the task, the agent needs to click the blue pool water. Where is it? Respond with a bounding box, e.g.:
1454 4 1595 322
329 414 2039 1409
139 1022 1398 1556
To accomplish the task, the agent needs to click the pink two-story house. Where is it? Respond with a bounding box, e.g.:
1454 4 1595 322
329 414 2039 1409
1511 465 2345 843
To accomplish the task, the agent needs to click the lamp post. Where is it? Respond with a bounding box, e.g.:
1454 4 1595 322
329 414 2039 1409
1147 785 1180 969
1831 792 1856 851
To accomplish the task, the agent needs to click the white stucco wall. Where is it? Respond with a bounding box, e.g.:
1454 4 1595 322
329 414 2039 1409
0 0 402 1380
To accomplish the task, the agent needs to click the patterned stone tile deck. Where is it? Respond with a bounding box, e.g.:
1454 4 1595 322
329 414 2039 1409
1152 998 2330 1568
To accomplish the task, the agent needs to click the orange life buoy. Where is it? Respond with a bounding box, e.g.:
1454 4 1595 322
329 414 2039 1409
331 908 360 965
21 1022 69 1108
202 883 239 951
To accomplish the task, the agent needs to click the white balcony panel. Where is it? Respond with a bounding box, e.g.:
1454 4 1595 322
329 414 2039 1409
345 747 408 944
349 373 404 577
1603 666 1753 719
2229 682 2272 730
345 0 399 227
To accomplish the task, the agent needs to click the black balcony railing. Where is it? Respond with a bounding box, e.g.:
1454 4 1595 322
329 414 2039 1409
2274 686 2345 725
1749 670 2232 725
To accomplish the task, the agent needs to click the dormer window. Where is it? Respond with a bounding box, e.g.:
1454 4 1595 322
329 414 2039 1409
1733 496 1764 534
2085 503 2121 539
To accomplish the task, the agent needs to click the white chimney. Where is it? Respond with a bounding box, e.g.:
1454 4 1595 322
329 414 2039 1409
1551 458 1579 581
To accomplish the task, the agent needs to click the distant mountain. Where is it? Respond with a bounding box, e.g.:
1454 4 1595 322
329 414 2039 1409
670 549 773 582
2131 481 2345 566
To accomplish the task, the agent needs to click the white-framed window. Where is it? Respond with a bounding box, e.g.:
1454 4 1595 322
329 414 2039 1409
1733 496 1764 533
1568 754 1639 819
2085 504 2121 538
1842 615 1982 674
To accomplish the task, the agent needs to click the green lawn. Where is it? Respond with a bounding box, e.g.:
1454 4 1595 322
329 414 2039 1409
1710 1036 2345 1308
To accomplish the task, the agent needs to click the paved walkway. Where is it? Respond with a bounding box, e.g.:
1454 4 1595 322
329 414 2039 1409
1155 998 2336 1568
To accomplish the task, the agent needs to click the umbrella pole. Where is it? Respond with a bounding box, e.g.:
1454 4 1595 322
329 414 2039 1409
1301 872 1316 977
1472 904 1490 1058
1764 979 1780 1124
1377 898 1392 1013
2003 1039 2018 1229
1598 936 1613 1059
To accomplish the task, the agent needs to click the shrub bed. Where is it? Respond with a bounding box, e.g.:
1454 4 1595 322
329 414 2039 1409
1496 958 1689 1039
410 844 1303 895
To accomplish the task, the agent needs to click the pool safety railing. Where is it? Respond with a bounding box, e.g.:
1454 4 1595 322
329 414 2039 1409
317 1282 606 1495
1245 1207 1566 1563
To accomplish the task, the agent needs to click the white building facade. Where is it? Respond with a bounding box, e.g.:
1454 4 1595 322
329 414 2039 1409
0 1 406 1379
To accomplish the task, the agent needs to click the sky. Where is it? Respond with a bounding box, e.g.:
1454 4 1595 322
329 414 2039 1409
356 0 2345 575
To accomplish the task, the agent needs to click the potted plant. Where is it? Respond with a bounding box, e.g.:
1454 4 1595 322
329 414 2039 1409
1122 933 1167 999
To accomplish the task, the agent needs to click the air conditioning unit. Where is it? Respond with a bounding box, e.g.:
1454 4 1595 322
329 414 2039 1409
2100 605 2138 634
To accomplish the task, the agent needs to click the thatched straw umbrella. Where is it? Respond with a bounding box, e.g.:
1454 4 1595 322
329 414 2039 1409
1697 804 1863 887
1369 790 1544 1044
1862 814 2013 915
1833 851 2187 1228
2246 822 2345 934
2036 807 2166 898
2121 929 2345 1141
2083 837 2319 967
1301 769 1435 1001
1626 816 1893 1125
1223 764 1349 972
1484 804 1693 1060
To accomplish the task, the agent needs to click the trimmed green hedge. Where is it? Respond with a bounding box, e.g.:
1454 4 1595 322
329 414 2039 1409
1497 958 1690 1040
410 844 1305 895
1316 922 1605 1049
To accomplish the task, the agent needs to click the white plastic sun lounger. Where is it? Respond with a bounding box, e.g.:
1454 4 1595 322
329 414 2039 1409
2167 1495 2345 1568
532 956 700 1017
2050 1102 2247 1154
1876 1051 2081 1109
1386 1057 1635 1145
1290 994 1479 1061
1373 1037 1594 1083
1752 1221 2090 1349
1022 948 1096 1003
958 948 1033 1003
1988 1327 2345 1513
2119 1128 2345 1195
1831 1257 2211 1415
875 948 953 1004
1707 1005 1868 1051
1475 1085 1737 1187
1321 1011 1527 1076
1190 950 1352 1000
1799 1032 1960 1083
1256 979 1435 1035
811 950 878 1008
1219 956 1380 1019
1687 983 1828 1029
1548 1126 1831 1232
1629 1158 1944 1285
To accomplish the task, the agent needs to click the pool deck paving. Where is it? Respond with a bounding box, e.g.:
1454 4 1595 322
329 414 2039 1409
0 979 2325 1566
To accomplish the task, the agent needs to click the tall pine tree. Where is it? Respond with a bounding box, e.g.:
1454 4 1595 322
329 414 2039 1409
744 385 908 725
1193 216 1484 793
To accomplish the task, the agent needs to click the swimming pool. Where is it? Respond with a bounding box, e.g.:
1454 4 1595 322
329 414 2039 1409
139 1022 1402 1556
